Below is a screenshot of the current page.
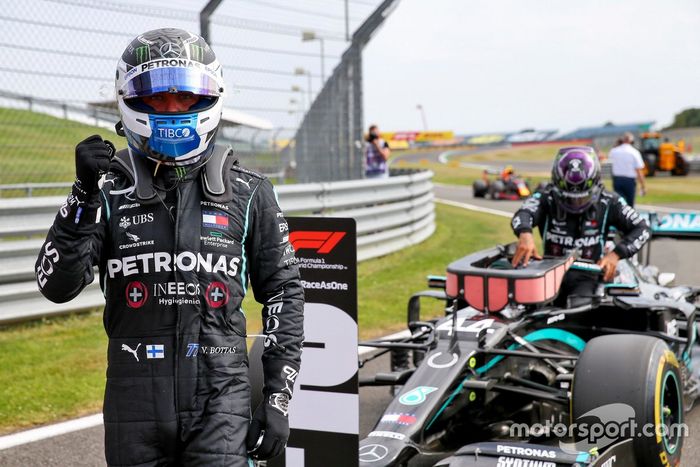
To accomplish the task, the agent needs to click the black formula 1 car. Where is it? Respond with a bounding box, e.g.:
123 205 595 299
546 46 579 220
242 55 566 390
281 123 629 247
359 213 700 467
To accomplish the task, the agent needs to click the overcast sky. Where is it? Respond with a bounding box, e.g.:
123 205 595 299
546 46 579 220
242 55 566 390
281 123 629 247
4 0 700 136
363 0 700 134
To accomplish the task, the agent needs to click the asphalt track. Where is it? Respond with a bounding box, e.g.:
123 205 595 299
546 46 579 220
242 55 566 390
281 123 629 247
1 167 699 465
391 145 552 173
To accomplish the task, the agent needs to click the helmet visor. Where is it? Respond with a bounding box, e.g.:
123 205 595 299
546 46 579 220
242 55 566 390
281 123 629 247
555 188 596 213
121 67 221 99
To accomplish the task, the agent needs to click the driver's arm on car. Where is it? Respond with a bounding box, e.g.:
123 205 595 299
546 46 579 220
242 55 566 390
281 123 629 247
511 190 547 267
602 195 651 280
512 231 542 267
597 251 620 282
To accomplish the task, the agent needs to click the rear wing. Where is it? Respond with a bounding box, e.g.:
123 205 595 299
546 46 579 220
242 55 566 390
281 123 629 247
640 211 700 239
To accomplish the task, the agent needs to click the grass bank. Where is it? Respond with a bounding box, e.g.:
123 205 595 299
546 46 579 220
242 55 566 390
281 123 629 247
0 312 107 434
0 108 116 187
0 108 286 194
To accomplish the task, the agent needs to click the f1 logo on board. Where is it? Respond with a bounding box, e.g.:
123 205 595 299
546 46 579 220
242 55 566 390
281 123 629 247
289 231 346 254
126 281 148 308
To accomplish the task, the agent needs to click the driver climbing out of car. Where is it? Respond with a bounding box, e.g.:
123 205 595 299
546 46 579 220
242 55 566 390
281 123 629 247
510 146 651 306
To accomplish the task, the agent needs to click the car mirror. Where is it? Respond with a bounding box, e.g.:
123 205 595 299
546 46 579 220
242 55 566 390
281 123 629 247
658 272 676 287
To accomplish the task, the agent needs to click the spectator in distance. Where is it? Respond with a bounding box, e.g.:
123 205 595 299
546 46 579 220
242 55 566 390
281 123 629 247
608 132 646 206
365 124 391 178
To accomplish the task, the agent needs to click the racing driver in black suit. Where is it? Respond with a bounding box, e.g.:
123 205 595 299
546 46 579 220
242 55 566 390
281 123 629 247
35 28 303 466
511 146 650 304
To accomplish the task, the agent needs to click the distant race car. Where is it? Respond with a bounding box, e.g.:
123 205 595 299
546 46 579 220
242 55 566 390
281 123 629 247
358 211 700 467
472 167 534 200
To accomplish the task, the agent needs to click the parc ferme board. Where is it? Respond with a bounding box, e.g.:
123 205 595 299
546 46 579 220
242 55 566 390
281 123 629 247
270 217 359 467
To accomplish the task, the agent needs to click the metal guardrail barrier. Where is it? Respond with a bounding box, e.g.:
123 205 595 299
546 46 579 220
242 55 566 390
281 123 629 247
0 171 435 324
0 182 73 197
0 169 287 197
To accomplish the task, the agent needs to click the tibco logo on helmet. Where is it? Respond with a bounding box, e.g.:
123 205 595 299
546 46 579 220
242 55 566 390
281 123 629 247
157 128 191 139
551 146 602 214
115 28 225 166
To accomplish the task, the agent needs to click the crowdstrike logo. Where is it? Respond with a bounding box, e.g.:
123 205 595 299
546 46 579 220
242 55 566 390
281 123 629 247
120 231 155 250
289 231 346 254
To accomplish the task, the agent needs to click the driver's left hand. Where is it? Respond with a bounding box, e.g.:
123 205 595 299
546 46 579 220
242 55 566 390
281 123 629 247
597 251 620 282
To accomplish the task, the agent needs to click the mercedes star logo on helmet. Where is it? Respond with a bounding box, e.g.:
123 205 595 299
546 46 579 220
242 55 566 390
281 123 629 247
359 444 389 463
159 42 182 58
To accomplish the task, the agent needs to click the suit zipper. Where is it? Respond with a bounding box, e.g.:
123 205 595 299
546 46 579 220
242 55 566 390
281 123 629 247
173 184 181 434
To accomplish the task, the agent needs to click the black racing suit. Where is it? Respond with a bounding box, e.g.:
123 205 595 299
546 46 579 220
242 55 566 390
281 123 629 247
36 149 304 466
511 184 651 304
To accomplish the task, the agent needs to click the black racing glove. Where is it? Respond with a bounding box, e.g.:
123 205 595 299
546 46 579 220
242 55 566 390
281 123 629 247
74 134 114 200
58 135 114 225
246 392 290 460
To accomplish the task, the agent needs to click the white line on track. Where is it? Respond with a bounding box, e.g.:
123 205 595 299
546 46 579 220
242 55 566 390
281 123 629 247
437 149 490 169
435 198 512 218
358 330 410 356
0 413 103 451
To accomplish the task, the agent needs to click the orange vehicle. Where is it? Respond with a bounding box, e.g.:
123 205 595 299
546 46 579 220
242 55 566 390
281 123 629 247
639 132 689 176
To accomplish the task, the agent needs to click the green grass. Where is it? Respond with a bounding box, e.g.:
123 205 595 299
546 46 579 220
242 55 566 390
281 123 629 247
0 203 514 433
394 160 484 185
0 108 116 186
605 176 700 205
0 108 290 190
393 158 548 187
0 311 107 434
455 144 561 163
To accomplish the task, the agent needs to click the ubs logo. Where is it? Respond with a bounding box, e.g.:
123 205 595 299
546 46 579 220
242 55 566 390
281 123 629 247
119 213 154 230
